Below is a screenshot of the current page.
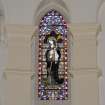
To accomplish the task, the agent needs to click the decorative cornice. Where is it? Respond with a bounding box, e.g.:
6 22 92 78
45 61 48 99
4 67 102 78
69 68 102 78
6 24 36 36
69 23 101 37
4 69 34 75
5 23 101 37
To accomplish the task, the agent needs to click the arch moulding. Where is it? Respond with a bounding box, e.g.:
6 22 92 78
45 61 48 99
34 2 70 26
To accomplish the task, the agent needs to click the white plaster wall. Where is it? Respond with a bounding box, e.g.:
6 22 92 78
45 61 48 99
66 0 101 23
2 0 40 25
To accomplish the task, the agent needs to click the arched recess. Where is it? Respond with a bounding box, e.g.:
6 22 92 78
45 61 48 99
36 0 69 12
33 0 70 26
31 8 72 103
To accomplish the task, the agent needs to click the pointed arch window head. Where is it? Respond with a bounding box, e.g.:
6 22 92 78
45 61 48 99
39 10 67 36
38 10 68 100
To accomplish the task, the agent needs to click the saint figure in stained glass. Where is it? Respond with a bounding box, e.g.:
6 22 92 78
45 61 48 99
45 32 64 85
38 10 68 100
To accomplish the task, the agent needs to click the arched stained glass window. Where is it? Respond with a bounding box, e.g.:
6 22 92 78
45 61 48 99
38 10 68 100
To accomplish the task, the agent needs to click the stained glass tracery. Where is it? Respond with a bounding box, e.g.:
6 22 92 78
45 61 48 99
38 10 68 100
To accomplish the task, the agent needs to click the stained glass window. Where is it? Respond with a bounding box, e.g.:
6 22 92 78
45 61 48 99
38 10 68 100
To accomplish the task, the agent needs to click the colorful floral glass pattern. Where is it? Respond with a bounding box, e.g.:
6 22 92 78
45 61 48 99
38 10 68 100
